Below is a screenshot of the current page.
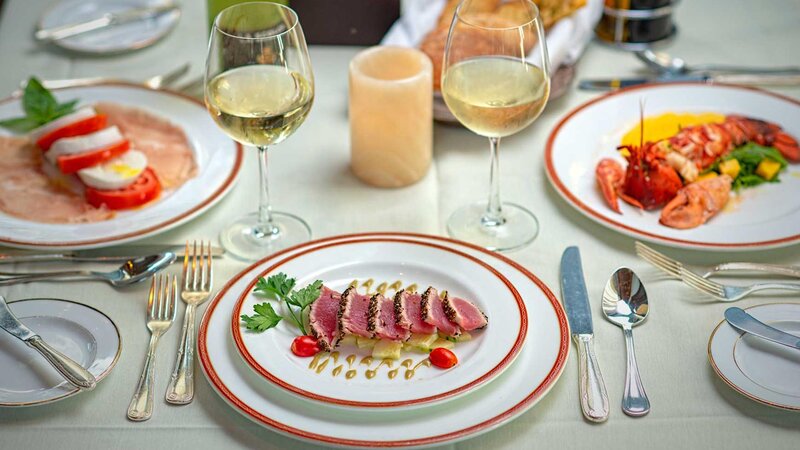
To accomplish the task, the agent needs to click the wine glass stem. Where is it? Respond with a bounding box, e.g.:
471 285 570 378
483 137 505 227
255 145 278 238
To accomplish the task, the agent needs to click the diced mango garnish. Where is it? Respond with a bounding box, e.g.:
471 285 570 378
338 335 357 347
356 336 377 349
696 172 719 182
756 158 782 181
372 340 402 360
719 159 741 179
407 333 438 351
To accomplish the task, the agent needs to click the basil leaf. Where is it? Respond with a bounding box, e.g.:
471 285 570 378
0 116 40 133
22 77 58 121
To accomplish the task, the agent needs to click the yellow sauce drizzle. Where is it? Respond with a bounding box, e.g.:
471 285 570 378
346 354 356 367
332 365 343 377
360 356 374 366
361 279 374 294
346 369 357 379
388 280 402 293
349 279 358 288
405 359 431 380
315 358 330 374
388 368 399 379
309 352 326 370
405 283 418 293
376 282 388 295
365 358 394 380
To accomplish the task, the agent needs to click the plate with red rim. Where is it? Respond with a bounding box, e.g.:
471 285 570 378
198 232 569 447
545 82 800 251
230 238 527 409
0 83 243 250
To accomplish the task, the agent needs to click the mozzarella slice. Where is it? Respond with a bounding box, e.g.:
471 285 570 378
77 150 148 190
46 126 125 164
29 107 96 141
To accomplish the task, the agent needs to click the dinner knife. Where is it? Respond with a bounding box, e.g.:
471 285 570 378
0 244 224 264
35 3 180 42
0 295 96 390
560 246 609 422
725 307 800 351
578 73 800 91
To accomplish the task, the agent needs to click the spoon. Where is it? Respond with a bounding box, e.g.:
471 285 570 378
602 267 651 417
0 252 175 287
635 49 800 76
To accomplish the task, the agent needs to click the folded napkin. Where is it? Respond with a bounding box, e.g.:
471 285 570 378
381 0 604 69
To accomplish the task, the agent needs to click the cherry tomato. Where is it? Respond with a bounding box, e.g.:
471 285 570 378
56 140 131 174
291 335 321 357
36 114 108 151
85 168 161 210
429 347 458 369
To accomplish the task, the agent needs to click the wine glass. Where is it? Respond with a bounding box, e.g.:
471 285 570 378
205 2 314 261
441 0 550 251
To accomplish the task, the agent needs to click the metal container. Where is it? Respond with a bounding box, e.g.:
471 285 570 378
595 0 678 51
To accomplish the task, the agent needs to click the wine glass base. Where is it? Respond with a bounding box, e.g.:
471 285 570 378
220 211 311 262
446 202 539 252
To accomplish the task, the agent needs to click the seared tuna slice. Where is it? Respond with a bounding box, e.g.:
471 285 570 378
338 286 372 338
420 287 461 337
369 293 410 341
309 286 342 351
394 289 436 334
442 295 488 331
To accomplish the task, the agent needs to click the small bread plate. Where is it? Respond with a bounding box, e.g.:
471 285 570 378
38 0 181 55
231 238 527 409
0 83 242 250
709 303 800 412
0 298 121 407
199 232 569 447
546 83 800 251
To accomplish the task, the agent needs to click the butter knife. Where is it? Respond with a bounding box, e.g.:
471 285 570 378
725 307 800 351
35 4 179 42
0 295 96 390
0 244 224 264
560 246 610 422
579 73 800 91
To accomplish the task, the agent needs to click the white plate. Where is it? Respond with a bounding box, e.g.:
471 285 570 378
545 82 800 251
198 232 569 448
708 303 800 411
38 0 181 55
0 298 121 407
231 239 527 409
0 84 243 250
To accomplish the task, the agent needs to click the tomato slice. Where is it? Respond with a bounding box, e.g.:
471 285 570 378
36 115 108 151
85 167 161 210
56 140 130 174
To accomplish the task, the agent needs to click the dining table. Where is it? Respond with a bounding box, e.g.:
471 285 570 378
0 0 799 449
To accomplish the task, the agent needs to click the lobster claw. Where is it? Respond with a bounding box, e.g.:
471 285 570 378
595 158 624 214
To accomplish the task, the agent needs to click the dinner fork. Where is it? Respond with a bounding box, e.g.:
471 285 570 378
165 241 212 405
127 274 177 421
635 242 800 302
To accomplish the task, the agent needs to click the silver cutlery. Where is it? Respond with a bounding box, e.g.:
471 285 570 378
602 268 650 417
635 243 800 302
0 295 96 390
635 49 800 76
579 73 800 91
0 253 174 287
725 307 800 351
165 241 213 405
128 274 177 422
560 246 610 422
35 3 180 42
0 244 223 264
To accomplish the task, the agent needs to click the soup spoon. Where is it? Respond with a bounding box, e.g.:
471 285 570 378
602 267 650 417
0 252 175 287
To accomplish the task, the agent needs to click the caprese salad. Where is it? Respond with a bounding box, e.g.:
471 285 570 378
1 78 161 210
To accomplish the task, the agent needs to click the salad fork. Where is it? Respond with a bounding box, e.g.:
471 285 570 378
127 274 177 421
635 242 800 302
165 241 213 405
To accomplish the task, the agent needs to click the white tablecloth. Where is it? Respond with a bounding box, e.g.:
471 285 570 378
0 1 798 449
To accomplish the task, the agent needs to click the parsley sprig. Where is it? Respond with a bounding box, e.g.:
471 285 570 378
240 273 322 334
0 77 78 133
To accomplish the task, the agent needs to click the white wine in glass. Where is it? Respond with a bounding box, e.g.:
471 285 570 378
441 0 550 251
205 3 314 261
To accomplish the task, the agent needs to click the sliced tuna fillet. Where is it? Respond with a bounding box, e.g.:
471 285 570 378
309 286 342 351
368 293 410 341
394 289 436 334
420 287 461 337
338 286 372 338
442 295 488 331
